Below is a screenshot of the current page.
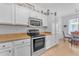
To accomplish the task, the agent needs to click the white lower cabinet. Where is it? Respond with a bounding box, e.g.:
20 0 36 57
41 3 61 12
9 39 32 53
13 44 30 56
45 35 58 50
45 35 52 50
0 48 13 56
13 39 30 56
0 39 30 56
0 42 13 56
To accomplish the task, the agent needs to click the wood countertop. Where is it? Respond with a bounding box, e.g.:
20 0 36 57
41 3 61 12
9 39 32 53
0 32 52 42
40 32 52 36
0 33 30 42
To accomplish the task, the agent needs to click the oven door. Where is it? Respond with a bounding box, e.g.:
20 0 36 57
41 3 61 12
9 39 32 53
32 37 45 52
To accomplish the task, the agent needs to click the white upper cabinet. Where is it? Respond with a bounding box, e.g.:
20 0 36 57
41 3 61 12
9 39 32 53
30 10 38 18
0 3 12 24
42 15 47 26
0 3 47 26
15 5 31 25
37 13 42 19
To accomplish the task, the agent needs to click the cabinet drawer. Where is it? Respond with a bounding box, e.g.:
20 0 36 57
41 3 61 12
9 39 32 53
13 39 30 45
0 42 13 49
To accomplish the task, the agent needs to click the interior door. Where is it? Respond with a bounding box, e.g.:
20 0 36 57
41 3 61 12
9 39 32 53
14 44 30 56
0 48 12 56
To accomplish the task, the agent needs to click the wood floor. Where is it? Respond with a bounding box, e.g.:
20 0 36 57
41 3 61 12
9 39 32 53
42 40 78 56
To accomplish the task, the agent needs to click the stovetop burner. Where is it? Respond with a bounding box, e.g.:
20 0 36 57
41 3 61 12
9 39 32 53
27 29 45 38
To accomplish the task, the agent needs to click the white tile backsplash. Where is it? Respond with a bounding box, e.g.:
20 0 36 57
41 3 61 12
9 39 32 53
0 25 45 34
0 25 27 34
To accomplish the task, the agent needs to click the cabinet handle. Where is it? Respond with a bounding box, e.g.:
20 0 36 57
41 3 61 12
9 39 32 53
9 50 11 53
22 41 24 43
3 45 5 47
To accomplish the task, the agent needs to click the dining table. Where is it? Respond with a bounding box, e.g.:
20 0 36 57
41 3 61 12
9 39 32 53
70 32 79 46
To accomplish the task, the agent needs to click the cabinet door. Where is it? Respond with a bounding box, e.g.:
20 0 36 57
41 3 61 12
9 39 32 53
45 36 52 49
46 35 56 50
37 13 42 19
0 48 12 56
15 5 31 25
30 10 38 18
14 44 30 56
48 36 53 48
42 15 47 26
0 3 12 24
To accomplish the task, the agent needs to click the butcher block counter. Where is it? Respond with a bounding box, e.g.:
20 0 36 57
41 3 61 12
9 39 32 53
40 32 52 36
0 32 52 42
0 33 30 42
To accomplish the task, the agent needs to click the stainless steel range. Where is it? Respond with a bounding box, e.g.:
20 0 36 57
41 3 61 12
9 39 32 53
27 29 46 56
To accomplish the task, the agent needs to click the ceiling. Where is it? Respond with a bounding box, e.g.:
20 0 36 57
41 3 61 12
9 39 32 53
32 3 79 17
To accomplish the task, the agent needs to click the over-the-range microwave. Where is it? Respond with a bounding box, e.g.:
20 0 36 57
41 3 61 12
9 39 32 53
28 17 42 27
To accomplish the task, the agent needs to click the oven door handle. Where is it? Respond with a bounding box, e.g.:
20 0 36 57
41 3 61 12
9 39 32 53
31 37 45 39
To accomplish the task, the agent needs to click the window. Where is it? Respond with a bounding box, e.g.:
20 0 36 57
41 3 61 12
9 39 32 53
68 18 79 34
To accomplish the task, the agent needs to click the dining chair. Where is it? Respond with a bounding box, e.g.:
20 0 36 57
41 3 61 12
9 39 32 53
62 31 72 42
